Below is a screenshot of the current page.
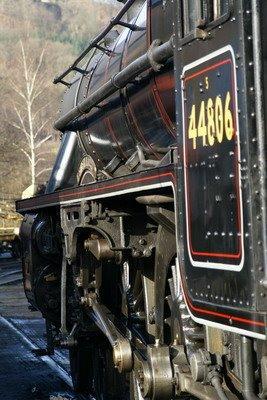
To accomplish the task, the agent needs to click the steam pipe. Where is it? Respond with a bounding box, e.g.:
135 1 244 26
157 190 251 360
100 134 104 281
251 0 267 288
241 336 259 399
45 131 77 194
54 37 174 131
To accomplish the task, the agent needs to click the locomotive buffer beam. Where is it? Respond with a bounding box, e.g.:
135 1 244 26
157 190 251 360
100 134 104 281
83 295 133 374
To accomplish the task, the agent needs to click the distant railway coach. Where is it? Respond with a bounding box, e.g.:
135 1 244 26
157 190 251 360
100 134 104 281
0 202 21 257
17 1 267 399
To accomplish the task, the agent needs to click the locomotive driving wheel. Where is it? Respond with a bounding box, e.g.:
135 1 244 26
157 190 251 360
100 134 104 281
68 228 201 400
69 252 151 399
69 334 128 399
69 249 130 400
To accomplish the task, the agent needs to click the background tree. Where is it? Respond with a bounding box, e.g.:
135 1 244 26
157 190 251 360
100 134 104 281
0 0 120 200
7 41 52 190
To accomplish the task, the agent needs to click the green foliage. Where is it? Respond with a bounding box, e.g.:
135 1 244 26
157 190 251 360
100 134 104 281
0 0 120 53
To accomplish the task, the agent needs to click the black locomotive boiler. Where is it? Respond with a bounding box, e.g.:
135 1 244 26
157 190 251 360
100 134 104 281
17 1 267 399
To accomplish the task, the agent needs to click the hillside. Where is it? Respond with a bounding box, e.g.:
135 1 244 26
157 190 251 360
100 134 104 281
0 0 120 199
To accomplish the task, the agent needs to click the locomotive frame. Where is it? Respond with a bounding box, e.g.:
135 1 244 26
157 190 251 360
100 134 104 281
16 1 267 399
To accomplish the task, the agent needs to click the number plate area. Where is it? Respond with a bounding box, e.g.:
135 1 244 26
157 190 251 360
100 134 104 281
182 47 244 270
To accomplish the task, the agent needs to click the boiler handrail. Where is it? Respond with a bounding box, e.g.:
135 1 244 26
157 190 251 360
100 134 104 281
53 0 138 86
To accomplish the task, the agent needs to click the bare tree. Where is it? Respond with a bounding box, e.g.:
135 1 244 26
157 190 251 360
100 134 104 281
7 40 53 190
0 0 120 198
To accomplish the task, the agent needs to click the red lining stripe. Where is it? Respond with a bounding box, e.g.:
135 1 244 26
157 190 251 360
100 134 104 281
122 3 159 159
151 85 176 139
148 2 175 139
103 42 127 160
183 289 265 328
184 57 242 260
59 172 173 199
184 59 231 82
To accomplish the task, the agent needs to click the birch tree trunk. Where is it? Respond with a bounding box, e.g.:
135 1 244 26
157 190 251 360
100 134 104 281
8 40 52 192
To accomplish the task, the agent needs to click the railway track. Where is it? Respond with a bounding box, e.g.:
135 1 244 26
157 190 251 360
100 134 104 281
0 268 22 285
0 315 91 400
0 256 22 285
0 257 194 400
0 257 92 400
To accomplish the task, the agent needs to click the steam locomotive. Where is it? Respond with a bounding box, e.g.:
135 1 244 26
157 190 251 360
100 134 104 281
16 1 267 399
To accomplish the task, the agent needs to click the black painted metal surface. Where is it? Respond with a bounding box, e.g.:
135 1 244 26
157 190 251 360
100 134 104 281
56 1 175 173
173 0 267 337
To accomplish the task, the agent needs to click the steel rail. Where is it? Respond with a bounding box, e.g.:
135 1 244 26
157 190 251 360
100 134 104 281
53 0 137 85
54 37 174 131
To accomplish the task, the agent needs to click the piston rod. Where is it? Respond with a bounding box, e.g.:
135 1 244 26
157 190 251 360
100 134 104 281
87 297 133 373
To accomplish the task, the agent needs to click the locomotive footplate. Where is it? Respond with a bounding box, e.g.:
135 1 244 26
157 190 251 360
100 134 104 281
16 165 176 213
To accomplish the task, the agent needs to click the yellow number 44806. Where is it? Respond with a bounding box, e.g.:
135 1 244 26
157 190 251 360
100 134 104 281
187 91 234 150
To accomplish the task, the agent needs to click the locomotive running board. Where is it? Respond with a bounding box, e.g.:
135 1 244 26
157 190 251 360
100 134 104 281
16 165 176 213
